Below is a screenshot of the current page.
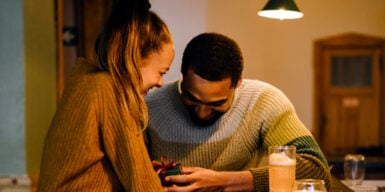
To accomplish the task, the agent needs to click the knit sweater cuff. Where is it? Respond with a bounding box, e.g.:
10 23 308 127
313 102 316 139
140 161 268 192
249 168 269 192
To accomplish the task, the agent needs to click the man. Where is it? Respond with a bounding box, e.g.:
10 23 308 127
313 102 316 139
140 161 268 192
145 32 331 192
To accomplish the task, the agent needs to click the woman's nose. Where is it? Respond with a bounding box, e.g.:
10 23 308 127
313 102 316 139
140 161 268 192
156 78 163 88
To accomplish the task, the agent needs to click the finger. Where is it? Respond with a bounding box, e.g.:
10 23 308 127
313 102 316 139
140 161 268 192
165 182 196 192
163 184 182 192
164 185 190 192
165 174 190 184
181 166 202 174
165 172 192 186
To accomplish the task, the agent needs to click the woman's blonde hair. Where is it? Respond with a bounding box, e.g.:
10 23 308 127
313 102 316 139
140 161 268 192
94 0 172 132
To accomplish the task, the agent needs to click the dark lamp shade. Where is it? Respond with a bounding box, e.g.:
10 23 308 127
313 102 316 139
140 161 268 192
258 0 303 20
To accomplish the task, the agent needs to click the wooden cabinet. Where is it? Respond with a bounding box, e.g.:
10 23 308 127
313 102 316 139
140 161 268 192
56 0 111 102
313 33 385 157
75 0 112 58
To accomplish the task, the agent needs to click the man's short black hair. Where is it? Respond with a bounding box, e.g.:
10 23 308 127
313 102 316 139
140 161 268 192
181 32 243 87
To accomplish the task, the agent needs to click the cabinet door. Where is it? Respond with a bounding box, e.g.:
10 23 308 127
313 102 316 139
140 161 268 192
321 48 381 156
57 0 111 102
76 0 112 58
313 33 385 158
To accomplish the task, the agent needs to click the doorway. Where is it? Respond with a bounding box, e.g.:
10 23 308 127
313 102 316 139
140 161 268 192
313 32 385 158
56 0 111 103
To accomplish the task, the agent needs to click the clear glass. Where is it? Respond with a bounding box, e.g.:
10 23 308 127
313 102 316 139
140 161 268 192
269 146 296 192
292 179 327 192
344 154 365 186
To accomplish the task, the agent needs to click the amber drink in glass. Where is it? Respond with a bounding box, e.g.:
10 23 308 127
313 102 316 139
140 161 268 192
269 146 296 192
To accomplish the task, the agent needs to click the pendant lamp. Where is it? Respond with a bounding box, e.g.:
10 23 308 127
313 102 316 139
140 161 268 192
258 0 303 20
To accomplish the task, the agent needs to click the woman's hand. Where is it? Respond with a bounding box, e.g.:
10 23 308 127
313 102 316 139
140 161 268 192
163 167 254 192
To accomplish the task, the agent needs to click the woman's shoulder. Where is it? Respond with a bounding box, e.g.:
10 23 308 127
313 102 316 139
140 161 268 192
70 58 111 87
60 59 113 99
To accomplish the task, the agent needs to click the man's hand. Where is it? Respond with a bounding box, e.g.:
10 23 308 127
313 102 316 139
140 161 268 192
163 167 254 192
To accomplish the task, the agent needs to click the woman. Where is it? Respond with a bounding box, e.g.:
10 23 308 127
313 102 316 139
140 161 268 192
38 0 174 191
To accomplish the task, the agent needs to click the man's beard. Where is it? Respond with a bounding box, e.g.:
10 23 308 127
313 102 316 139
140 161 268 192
185 105 224 127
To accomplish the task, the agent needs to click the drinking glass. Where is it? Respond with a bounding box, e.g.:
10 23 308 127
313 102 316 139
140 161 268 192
269 146 296 192
344 154 365 186
292 179 327 192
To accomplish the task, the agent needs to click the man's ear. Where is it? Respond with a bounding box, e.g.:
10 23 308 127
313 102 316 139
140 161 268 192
236 76 243 88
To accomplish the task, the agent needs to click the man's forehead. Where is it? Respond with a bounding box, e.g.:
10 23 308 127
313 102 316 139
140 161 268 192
183 71 233 102
184 68 232 87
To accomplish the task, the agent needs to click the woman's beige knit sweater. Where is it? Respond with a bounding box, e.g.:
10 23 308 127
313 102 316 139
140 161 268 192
38 58 163 191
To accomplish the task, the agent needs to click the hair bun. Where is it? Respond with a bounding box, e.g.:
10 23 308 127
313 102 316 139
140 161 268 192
140 0 151 11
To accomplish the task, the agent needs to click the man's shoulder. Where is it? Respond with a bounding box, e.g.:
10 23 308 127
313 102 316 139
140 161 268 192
239 79 275 92
238 79 290 103
241 79 268 86
145 80 179 102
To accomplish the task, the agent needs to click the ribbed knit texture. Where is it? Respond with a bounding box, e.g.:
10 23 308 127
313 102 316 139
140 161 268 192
145 80 331 192
38 58 163 192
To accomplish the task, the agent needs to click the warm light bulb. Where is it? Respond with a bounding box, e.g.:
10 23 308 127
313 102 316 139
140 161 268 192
258 0 304 20
258 9 303 20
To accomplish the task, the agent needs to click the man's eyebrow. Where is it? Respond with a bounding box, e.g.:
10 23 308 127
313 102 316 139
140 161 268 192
184 90 200 102
207 99 227 106
184 90 227 105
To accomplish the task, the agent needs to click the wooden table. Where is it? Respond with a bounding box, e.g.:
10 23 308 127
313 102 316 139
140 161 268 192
340 180 385 192
330 176 354 192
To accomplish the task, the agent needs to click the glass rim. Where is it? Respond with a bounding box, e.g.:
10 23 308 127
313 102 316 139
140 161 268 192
344 154 365 160
269 145 296 149
296 179 325 184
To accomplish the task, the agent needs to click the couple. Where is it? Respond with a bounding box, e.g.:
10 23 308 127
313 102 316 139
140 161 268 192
38 0 331 191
